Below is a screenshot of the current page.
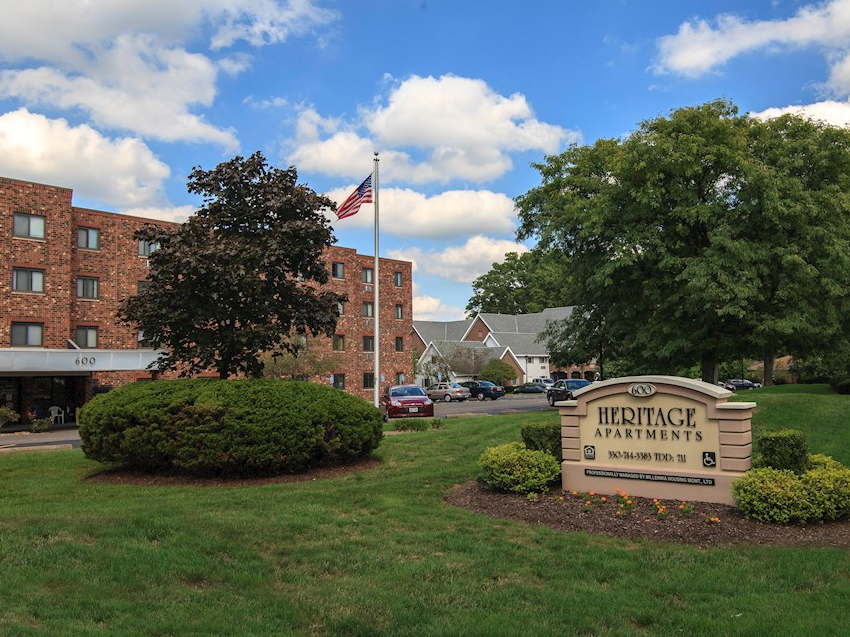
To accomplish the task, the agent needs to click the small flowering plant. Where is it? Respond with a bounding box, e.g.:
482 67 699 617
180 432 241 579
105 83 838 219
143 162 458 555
652 499 669 520
27 410 52 433
706 515 721 524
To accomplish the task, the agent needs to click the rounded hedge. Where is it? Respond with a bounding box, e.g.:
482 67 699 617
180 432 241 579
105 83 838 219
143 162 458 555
79 379 383 477
731 459 850 524
478 442 561 494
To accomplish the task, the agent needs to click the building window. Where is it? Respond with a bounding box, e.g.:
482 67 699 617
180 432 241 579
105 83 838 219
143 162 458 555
395 337 404 352
13 213 45 239
77 277 99 299
137 280 150 293
77 227 100 250
395 372 405 385
138 239 159 256
137 330 153 349
363 335 374 352
337 301 345 316
331 262 344 279
394 271 402 287
363 302 374 318
395 304 403 319
333 334 345 351
12 268 44 293
11 322 43 346
362 267 373 284
332 374 346 389
363 372 375 389
75 326 98 348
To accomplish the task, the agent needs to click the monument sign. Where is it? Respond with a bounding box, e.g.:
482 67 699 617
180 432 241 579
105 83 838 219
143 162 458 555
559 376 754 505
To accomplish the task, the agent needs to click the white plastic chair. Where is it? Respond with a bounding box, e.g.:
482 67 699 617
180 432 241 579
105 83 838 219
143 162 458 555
48 406 65 426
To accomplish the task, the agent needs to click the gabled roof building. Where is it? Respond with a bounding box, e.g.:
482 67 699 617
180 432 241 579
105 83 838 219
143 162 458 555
412 307 595 386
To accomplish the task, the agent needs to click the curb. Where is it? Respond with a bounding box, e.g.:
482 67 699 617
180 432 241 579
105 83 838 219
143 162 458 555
0 443 74 454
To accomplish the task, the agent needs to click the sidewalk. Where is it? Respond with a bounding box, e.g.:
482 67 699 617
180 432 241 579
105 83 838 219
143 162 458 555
0 427 81 454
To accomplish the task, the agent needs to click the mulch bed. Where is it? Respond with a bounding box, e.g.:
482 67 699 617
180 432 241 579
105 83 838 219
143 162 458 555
444 481 850 549
87 459 850 549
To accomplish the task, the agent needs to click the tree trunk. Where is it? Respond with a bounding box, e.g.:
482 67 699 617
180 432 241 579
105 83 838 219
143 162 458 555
700 351 718 385
763 350 775 387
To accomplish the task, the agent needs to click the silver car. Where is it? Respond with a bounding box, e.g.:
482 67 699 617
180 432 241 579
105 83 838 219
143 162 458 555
425 382 471 402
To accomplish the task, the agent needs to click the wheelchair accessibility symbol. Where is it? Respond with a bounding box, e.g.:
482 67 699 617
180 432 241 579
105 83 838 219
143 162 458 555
584 445 596 460
702 451 717 468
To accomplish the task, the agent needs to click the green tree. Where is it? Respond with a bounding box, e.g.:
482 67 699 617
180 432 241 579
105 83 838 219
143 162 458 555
465 250 572 316
516 100 850 384
261 334 343 380
479 359 517 386
121 152 346 379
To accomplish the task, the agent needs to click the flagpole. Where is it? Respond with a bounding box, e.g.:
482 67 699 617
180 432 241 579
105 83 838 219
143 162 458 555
373 152 380 407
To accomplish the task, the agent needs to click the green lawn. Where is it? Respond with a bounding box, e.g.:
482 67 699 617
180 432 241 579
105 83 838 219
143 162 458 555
0 386 848 636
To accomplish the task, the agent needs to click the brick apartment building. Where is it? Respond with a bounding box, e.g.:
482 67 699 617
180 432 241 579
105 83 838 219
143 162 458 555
1 176 413 427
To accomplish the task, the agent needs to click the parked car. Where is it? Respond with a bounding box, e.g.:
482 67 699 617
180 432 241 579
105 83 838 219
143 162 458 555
459 380 506 400
547 378 592 406
426 382 471 402
531 377 555 388
512 383 547 394
380 385 434 420
723 378 761 391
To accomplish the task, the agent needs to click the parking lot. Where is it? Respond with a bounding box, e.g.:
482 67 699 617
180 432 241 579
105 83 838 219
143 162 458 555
432 392 553 418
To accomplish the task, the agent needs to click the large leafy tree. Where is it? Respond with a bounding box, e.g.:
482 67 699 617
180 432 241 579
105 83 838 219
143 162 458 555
465 250 572 316
121 152 346 379
516 100 850 384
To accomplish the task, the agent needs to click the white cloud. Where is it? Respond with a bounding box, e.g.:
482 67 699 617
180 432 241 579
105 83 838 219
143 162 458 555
655 0 850 94
324 185 517 239
412 290 466 321
0 109 170 208
287 75 579 183
751 99 850 127
0 35 238 149
388 236 528 284
0 1 337 63
118 205 196 224
0 1 336 148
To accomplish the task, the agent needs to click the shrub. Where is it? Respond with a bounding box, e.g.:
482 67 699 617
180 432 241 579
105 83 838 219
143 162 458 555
478 442 560 494
0 405 20 430
834 379 850 395
731 468 811 523
757 429 809 473
79 379 383 477
732 462 850 524
520 421 562 461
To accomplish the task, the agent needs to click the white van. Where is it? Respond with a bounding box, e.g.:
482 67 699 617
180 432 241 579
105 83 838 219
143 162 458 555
531 378 555 388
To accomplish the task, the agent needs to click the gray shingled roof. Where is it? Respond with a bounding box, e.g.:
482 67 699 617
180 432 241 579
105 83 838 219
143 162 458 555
413 319 471 344
415 307 573 359
487 332 549 356
477 307 572 335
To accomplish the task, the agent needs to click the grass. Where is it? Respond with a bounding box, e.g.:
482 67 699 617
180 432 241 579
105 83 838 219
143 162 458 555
0 387 848 636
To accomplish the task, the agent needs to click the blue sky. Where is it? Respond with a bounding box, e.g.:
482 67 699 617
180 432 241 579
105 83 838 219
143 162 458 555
2 1 848 320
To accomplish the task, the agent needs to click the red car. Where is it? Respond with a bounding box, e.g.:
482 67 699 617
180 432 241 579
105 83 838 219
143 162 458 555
380 385 434 420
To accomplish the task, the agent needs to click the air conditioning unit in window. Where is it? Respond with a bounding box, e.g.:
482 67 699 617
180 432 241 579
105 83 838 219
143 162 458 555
365 353 373 361
364 284 373 292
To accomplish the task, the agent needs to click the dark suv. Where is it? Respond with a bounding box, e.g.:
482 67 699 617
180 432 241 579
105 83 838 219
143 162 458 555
547 378 591 406
459 380 506 400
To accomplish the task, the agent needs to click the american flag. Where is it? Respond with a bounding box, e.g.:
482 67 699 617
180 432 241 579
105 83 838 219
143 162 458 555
336 174 373 220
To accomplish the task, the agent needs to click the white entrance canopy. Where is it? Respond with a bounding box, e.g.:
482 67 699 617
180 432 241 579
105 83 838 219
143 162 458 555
0 349 162 373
